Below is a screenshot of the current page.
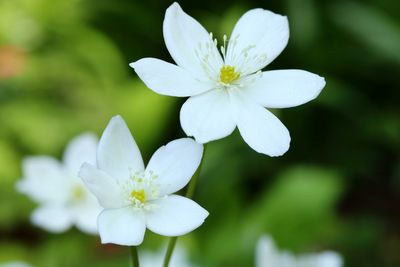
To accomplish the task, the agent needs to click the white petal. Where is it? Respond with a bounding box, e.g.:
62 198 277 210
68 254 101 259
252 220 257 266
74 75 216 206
226 9 289 74
231 92 290 156
74 212 98 235
98 207 146 246
31 205 72 233
310 252 343 267
256 236 280 267
145 138 203 197
130 58 212 97
63 133 98 176
79 163 125 209
246 70 326 108
180 89 236 143
163 3 223 77
146 195 208 236
97 115 144 181
17 156 69 204
72 196 102 235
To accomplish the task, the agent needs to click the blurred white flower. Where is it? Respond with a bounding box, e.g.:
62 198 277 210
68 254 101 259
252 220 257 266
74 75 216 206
140 245 196 267
79 115 208 246
0 262 32 267
256 235 343 267
131 2 325 157
17 133 102 234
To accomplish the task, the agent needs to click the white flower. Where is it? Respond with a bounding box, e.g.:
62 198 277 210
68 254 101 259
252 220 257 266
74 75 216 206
131 2 326 156
17 133 102 234
0 262 32 267
78 115 208 246
256 235 343 267
140 245 196 267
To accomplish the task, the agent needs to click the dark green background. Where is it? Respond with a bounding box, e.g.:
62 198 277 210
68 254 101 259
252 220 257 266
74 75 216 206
0 0 399 266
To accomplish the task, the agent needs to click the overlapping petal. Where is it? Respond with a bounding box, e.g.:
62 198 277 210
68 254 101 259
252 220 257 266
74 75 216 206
231 92 290 156
180 89 236 143
145 138 203 197
79 163 125 209
98 207 146 246
63 133 97 176
146 195 208 236
311 252 343 267
226 8 289 74
73 201 101 234
246 70 326 108
256 236 281 267
97 115 144 181
18 157 69 204
130 58 212 97
31 205 72 233
163 2 222 77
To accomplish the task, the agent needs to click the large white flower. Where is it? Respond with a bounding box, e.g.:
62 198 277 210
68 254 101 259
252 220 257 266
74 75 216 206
131 2 326 156
78 115 208 246
17 133 102 234
256 235 343 267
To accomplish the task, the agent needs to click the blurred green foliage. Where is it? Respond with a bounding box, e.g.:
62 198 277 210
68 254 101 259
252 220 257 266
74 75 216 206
0 0 399 266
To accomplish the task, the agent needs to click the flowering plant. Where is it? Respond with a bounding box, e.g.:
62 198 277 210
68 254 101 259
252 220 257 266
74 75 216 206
13 2 342 267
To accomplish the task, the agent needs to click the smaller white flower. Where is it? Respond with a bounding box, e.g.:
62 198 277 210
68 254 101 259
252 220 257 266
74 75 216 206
17 133 102 234
79 115 208 246
140 245 196 267
0 262 32 267
256 235 343 267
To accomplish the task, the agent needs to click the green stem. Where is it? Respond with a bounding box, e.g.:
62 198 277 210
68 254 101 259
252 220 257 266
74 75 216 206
130 246 140 267
162 144 208 267
185 144 207 199
163 236 177 267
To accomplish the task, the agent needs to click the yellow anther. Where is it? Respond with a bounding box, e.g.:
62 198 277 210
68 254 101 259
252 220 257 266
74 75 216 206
131 189 146 203
72 185 85 200
219 65 240 84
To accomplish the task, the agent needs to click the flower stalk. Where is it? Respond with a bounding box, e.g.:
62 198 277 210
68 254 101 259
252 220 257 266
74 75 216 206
130 246 140 267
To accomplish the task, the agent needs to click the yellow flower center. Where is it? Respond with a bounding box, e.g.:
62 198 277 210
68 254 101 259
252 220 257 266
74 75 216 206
219 65 240 84
72 185 85 200
131 189 146 203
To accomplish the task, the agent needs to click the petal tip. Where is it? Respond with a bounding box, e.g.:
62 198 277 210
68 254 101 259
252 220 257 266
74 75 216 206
166 2 183 18
129 59 146 70
255 131 291 157
319 76 327 88
268 139 291 157
110 114 124 123
202 208 210 219
78 162 91 177
168 2 181 12
128 62 136 69
105 115 126 131
311 75 327 100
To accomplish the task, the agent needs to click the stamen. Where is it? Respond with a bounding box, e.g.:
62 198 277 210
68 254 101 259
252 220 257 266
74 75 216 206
72 185 85 201
131 189 146 203
121 170 161 209
219 65 240 84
